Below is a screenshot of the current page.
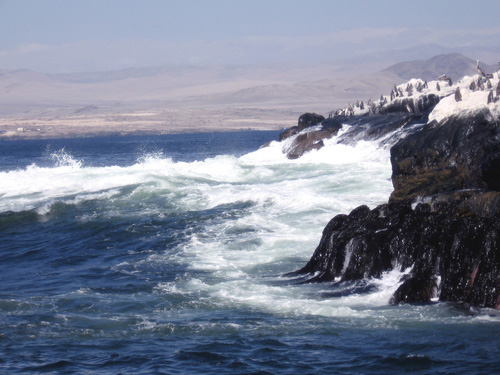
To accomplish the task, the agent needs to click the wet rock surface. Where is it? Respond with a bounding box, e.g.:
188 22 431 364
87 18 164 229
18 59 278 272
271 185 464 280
390 110 500 201
294 198 500 308
279 113 341 159
279 112 426 159
279 112 326 142
291 109 500 308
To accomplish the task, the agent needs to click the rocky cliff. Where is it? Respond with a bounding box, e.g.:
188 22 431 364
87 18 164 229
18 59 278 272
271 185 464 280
288 67 500 309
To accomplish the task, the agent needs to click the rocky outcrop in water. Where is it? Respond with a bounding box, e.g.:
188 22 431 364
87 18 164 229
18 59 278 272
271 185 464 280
279 64 500 160
291 69 500 309
294 197 499 308
279 114 341 159
390 110 500 201
279 113 325 141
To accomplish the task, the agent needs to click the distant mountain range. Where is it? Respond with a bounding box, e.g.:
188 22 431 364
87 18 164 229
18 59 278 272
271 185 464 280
0 53 498 117
383 53 497 81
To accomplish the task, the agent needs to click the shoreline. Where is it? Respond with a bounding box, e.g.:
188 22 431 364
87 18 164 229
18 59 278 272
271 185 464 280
0 126 282 141
0 107 297 141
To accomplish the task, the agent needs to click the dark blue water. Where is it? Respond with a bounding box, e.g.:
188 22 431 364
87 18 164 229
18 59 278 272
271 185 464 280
0 131 499 374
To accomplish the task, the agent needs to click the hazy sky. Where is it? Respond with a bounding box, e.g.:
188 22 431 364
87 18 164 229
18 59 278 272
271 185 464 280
1 0 500 73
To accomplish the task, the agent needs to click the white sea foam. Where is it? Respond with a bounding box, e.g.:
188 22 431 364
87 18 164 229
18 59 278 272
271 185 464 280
143 135 396 317
2 133 398 316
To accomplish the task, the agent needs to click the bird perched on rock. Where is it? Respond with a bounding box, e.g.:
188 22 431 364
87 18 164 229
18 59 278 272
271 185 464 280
478 77 485 91
477 60 486 77
487 91 494 104
438 75 452 86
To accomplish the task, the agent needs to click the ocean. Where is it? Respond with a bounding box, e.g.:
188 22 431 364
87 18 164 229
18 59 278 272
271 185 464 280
0 129 499 374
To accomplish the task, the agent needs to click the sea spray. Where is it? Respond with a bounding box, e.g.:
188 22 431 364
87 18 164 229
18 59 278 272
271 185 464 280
1 131 498 374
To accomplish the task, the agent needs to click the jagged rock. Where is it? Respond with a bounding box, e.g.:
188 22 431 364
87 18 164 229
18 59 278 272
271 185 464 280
381 94 440 115
280 116 343 159
455 87 462 102
285 131 330 159
293 109 500 308
293 198 499 308
391 273 439 304
436 82 441 91
470 80 477 91
279 112 326 141
488 91 494 104
333 113 424 148
390 110 500 201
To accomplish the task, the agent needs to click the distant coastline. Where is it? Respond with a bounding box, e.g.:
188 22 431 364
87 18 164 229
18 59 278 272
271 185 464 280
0 108 294 140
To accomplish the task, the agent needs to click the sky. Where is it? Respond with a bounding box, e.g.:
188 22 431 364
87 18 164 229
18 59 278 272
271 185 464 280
1 0 500 73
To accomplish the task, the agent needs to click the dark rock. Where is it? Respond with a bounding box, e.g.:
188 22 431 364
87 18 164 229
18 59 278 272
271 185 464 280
285 130 332 159
336 113 425 147
293 107 500 308
279 127 300 141
381 94 440 115
391 273 439 304
279 112 326 142
390 110 500 201
455 87 462 102
298 113 325 128
294 199 499 308
280 115 343 159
